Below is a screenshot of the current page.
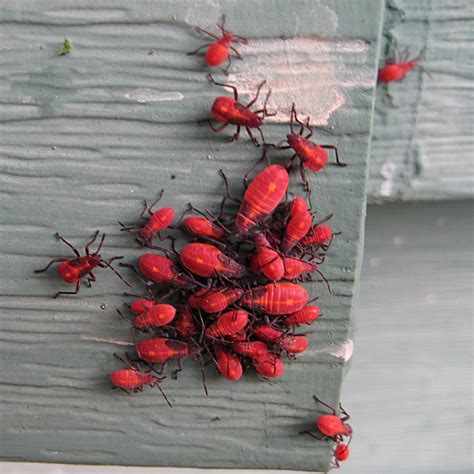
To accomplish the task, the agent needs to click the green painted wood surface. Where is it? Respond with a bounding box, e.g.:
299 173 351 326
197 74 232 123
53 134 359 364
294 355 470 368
0 1 383 470
369 0 474 202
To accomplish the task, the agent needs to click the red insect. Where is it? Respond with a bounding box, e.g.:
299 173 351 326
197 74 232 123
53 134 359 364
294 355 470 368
378 48 424 83
242 282 309 315
119 190 174 244
280 197 312 253
109 354 172 406
253 353 284 378
234 165 289 234
278 104 346 190
187 15 248 74
129 298 155 315
182 216 226 241
312 396 352 442
205 310 249 338
333 439 351 467
284 305 321 326
138 253 189 286
299 224 333 249
130 303 176 330
174 305 197 338
180 243 246 278
189 287 244 313
276 335 308 354
250 232 285 281
135 337 199 365
283 257 318 280
214 346 243 381
231 341 268 360
35 231 130 298
253 323 284 341
208 74 274 145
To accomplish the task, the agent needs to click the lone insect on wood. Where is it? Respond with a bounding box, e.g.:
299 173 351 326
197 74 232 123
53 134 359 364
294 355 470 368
378 47 429 83
35 231 131 298
208 74 274 146
187 15 248 75
301 395 353 442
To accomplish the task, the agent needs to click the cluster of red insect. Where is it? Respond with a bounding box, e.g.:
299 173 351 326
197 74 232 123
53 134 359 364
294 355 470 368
35 15 352 469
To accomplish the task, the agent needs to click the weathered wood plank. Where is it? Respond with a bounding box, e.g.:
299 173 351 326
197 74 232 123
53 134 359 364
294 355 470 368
369 0 474 202
343 200 473 472
0 0 383 470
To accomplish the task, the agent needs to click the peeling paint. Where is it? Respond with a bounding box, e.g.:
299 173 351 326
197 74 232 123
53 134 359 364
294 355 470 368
228 37 370 125
309 339 354 361
125 89 184 103
80 335 133 346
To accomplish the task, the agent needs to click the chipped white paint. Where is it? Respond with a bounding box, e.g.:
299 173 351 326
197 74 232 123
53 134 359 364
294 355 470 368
228 38 371 125
379 160 398 198
125 89 184 103
309 339 354 361
80 335 134 346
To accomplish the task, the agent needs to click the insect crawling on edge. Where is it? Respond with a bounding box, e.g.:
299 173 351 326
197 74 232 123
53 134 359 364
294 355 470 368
207 74 274 146
277 103 346 191
187 15 248 75
301 395 352 442
35 231 131 298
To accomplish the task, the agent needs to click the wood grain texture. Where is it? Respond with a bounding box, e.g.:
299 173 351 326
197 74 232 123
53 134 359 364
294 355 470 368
0 0 383 470
369 0 474 202
343 200 473 473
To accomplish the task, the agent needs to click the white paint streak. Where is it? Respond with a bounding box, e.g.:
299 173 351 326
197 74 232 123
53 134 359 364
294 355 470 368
80 335 133 346
379 160 398 197
125 89 184 103
228 38 370 125
309 339 354 361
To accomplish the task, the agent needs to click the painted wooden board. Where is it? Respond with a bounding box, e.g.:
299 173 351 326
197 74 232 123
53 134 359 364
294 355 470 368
0 1 383 471
369 0 474 202
343 200 473 473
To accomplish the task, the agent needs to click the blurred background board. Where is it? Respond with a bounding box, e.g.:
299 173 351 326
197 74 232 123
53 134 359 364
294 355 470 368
0 0 383 471
368 0 474 202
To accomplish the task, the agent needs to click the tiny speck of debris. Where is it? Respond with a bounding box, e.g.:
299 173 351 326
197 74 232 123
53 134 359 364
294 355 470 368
40 45 45 50
172 14 177 21
212 416 221 422
207 156 212 160
171 174 176 180
393 236 405 248
148 51 154 55
59 37 72 56
51 146 57 150
100 303 107 310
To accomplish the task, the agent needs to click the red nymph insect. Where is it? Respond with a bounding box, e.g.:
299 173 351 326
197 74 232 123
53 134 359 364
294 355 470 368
109 353 172 406
253 323 284 341
234 165 289 234
174 305 197 338
378 48 425 83
208 74 274 145
129 304 177 330
119 190 174 245
180 242 246 278
231 341 268 360
280 197 312 253
182 216 226 241
253 353 284 378
333 438 351 467
302 395 352 442
187 15 248 74
35 231 130 298
135 337 199 365
137 254 189 286
299 224 333 249
189 287 243 313
276 335 308 354
243 282 309 315
250 232 285 281
284 305 321 326
214 346 243 381
278 104 346 190
204 310 249 338
282 257 318 280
